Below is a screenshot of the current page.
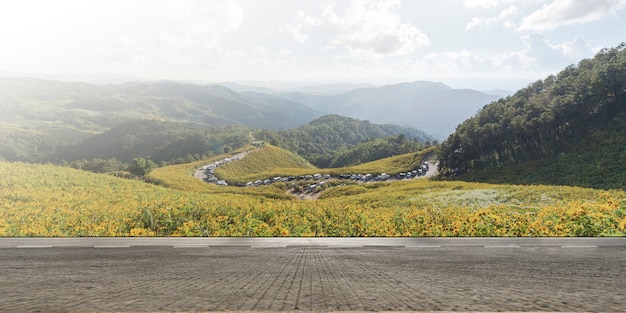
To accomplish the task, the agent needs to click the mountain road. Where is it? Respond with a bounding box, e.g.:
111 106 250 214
193 148 438 194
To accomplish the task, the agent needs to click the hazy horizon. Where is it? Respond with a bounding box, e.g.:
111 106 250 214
2 0 625 91
0 70 521 94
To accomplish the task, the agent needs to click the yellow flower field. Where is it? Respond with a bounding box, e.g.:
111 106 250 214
1 161 625 237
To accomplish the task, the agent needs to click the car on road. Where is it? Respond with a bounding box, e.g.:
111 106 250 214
376 173 390 180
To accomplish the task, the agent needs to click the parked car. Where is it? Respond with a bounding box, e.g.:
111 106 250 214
377 173 390 180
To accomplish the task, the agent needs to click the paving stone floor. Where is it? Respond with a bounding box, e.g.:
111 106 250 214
1 242 625 312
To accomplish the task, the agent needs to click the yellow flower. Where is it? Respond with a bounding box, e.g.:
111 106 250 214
619 217 626 232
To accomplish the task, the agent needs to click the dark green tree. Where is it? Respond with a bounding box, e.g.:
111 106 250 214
438 43 626 175
129 157 157 176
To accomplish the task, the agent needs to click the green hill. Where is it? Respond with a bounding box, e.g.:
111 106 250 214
56 117 428 170
0 77 432 168
215 145 316 183
447 130 626 190
0 78 322 162
338 147 433 175
254 115 433 167
322 135 433 168
438 44 626 190
54 120 250 164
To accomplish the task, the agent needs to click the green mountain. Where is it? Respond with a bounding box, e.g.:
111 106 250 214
0 78 324 130
279 81 501 138
59 115 431 168
438 44 626 190
0 78 323 162
53 120 250 165
254 114 434 167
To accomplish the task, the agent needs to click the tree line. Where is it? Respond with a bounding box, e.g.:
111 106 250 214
438 44 626 175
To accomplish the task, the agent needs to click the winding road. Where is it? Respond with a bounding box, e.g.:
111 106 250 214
193 150 250 182
193 148 438 192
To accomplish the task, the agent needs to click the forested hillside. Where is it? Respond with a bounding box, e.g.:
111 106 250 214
0 78 321 162
254 115 433 167
54 120 250 165
317 135 432 168
439 44 626 189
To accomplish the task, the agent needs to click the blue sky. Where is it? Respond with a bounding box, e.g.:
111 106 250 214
0 0 624 90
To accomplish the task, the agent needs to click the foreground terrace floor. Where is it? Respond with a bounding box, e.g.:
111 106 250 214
0 237 624 312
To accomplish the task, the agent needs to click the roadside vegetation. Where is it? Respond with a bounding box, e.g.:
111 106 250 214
439 44 626 191
212 144 433 185
449 129 626 190
2 153 625 237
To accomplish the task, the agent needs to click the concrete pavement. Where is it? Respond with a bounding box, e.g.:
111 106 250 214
0 238 624 312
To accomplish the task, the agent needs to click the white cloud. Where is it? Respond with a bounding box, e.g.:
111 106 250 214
286 24 309 43
0 0 244 74
402 34 593 78
0 0 621 89
466 5 519 29
286 10 323 43
462 0 516 8
443 50 474 68
489 34 593 70
400 49 484 75
323 0 429 59
225 47 297 68
554 37 591 59
122 0 244 53
519 0 626 31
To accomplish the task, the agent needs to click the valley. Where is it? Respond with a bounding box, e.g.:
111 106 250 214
0 78 481 164
1 44 625 237
192 145 437 200
2 152 625 237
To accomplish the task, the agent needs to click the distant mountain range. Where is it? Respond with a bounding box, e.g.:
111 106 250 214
0 76 505 162
219 81 507 138
481 89 513 98
1 77 504 138
0 77 324 131
278 81 503 138
0 77 324 162
216 82 377 95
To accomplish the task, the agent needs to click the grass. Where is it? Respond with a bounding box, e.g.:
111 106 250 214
215 145 435 184
215 145 316 183
2 144 625 237
340 147 434 175
451 130 626 191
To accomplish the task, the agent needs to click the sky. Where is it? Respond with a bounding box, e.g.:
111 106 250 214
0 0 624 91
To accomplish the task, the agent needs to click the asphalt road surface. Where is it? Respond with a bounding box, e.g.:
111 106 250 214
1 238 624 312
